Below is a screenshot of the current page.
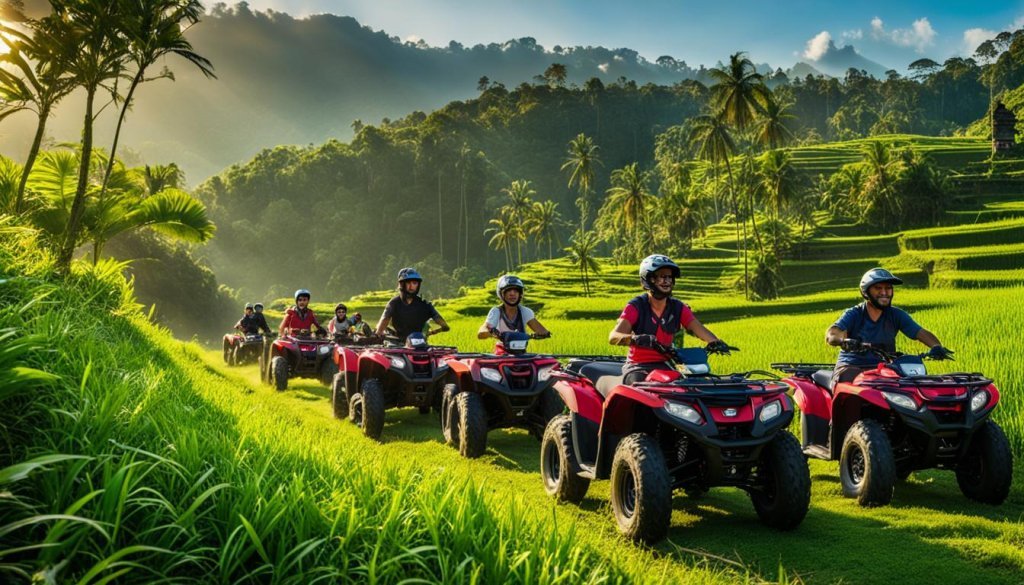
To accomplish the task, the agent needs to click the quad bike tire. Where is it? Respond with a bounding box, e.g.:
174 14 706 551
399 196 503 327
259 342 272 384
350 378 386 440
230 346 239 366
222 338 231 364
271 356 289 392
610 433 672 543
319 360 335 387
441 384 459 446
956 421 1013 505
750 430 811 530
540 415 589 503
530 387 565 440
331 372 349 419
840 419 896 507
457 392 487 459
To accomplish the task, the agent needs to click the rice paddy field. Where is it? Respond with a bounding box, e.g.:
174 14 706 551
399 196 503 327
3 137 1024 583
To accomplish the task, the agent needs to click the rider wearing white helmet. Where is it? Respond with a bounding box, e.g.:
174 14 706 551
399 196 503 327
477 274 550 341
825 268 952 387
609 254 729 384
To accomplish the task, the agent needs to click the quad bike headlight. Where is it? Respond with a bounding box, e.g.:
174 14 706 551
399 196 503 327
664 401 703 425
319 345 331 355
537 364 557 382
882 392 917 410
389 356 406 369
971 390 989 412
480 367 502 382
759 400 782 423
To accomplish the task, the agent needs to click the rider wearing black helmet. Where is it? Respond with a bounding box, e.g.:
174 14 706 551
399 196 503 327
278 289 326 337
375 268 450 341
609 254 729 384
826 268 952 387
328 303 351 337
477 274 550 341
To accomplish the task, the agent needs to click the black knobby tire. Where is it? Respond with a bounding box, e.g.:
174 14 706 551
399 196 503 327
320 359 336 387
457 392 487 459
331 372 349 419
222 338 231 364
441 384 459 446
610 433 672 543
532 387 565 440
956 421 1013 505
840 419 896 507
271 356 289 392
750 431 811 530
358 378 386 440
540 415 590 503
259 342 272 384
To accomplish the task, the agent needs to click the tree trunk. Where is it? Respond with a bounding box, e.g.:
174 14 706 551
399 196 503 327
15 103 50 214
437 172 443 261
100 70 144 197
723 156 748 300
59 85 97 271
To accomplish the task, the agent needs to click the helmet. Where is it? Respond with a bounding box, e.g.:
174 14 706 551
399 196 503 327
639 254 680 290
397 268 422 283
244 302 254 310
352 312 362 322
496 274 525 302
334 303 347 312
294 289 311 302
859 268 902 297
254 303 264 312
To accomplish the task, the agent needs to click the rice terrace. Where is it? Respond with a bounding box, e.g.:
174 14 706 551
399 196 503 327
2 1 1024 583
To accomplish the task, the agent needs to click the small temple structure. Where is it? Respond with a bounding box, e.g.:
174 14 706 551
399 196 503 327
992 102 1017 153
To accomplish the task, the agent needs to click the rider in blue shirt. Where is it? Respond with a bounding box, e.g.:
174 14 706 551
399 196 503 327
825 268 953 387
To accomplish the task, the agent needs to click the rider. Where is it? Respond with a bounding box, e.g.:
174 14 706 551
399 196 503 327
328 303 352 337
278 289 326 338
825 268 952 387
234 303 270 336
477 274 550 343
349 312 373 336
375 268 450 342
609 254 731 384
252 303 272 335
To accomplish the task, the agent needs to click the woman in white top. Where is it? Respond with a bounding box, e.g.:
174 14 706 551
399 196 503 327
477 275 551 340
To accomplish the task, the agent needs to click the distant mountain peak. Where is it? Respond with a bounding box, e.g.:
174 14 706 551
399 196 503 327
808 41 889 78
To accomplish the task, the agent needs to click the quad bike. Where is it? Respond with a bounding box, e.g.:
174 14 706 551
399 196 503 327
440 332 563 459
334 332 457 440
773 344 1013 507
542 344 810 543
222 332 265 366
258 329 335 391
327 332 383 420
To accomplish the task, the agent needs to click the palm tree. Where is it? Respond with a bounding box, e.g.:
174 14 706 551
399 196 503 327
0 16 76 213
753 93 796 151
708 52 767 133
603 163 654 239
564 229 602 296
500 180 535 264
143 163 185 195
526 200 566 259
53 0 130 270
858 141 904 230
485 207 517 272
757 149 804 256
561 133 602 231
98 0 214 197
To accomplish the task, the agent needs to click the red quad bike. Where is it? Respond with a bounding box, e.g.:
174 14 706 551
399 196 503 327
222 333 265 366
327 332 379 420
440 332 564 459
334 332 457 440
542 345 810 543
258 330 335 391
773 345 1013 507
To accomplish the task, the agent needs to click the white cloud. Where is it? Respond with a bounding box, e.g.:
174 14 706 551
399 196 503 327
842 29 863 41
870 16 936 53
802 31 832 61
1013 15 1024 30
405 35 422 43
598 63 609 73
962 27 997 55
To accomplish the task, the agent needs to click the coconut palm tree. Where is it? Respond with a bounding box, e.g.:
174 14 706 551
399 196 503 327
564 229 602 296
708 52 767 133
500 180 535 264
753 93 796 151
486 207 518 272
526 199 566 259
858 141 905 230
98 0 214 196
0 16 76 213
603 163 654 238
561 133 602 231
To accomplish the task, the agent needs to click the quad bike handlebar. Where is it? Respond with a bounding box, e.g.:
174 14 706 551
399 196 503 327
858 342 955 362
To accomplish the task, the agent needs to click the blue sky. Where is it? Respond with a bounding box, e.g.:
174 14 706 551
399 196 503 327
242 1 1024 70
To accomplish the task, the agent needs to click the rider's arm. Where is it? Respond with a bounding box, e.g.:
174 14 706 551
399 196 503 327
825 326 847 346
375 299 396 336
609 318 634 346
684 317 720 344
478 307 500 339
428 315 450 337
278 311 291 337
234 318 244 332
526 318 549 336
915 328 942 348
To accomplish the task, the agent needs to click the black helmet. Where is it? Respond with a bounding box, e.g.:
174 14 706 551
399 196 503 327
859 268 902 297
244 302 254 310
496 274 525 303
334 303 348 313
254 303 264 312
639 254 680 291
397 268 422 283
294 289 311 302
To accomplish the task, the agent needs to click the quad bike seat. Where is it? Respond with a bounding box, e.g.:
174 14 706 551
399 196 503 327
578 361 625 399
811 369 833 389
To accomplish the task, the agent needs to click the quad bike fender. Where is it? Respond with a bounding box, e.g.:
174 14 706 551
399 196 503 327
551 375 603 423
445 358 473 376
333 346 360 372
786 376 832 420
600 387 664 437
357 356 387 388
832 384 891 413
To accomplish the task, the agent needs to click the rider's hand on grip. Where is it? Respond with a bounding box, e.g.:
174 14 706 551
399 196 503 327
706 339 735 354
630 333 657 348
927 345 955 361
840 338 863 352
